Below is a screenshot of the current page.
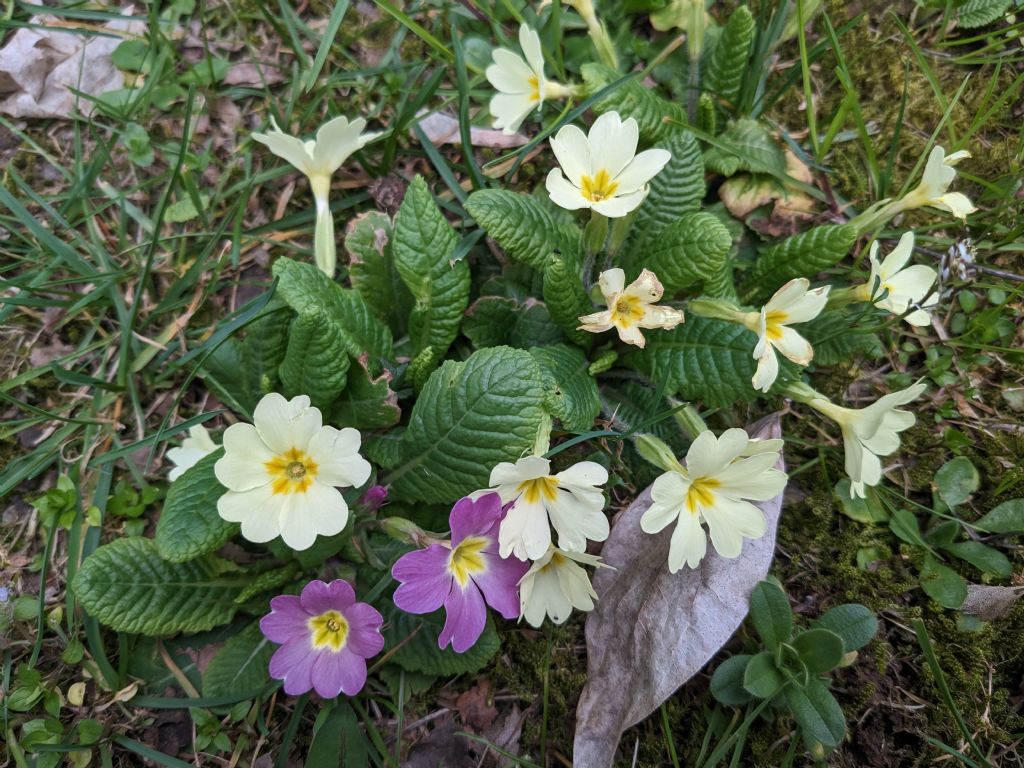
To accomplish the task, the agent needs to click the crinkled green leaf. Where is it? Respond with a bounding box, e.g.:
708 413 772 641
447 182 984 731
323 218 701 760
307 701 368 767
202 623 273 697
345 210 412 335
234 563 300 605
582 63 688 143
393 176 470 358
73 537 243 635
530 345 601 433
742 224 857 302
391 347 548 503
803 310 879 367
704 6 754 108
380 602 500 676
958 0 1012 28
330 356 400 430
704 118 786 177
638 211 732 291
155 450 236 563
466 189 581 270
543 253 593 346
406 345 440 393
278 307 351 409
462 297 564 350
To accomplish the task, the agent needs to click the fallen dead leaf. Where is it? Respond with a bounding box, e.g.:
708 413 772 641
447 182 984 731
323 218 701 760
961 584 1024 621
415 111 528 149
455 678 499 732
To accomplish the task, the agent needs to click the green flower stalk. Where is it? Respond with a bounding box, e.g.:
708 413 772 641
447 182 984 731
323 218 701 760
545 0 619 70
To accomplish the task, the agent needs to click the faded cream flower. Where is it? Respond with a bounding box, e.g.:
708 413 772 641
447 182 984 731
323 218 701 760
167 425 218 481
578 268 684 348
742 279 829 393
519 546 603 627
641 428 787 572
545 112 671 217
215 393 372 550
899 146 976 220
855 232 938 326
486 24 572 135
253 116 383 277
807 383 927 499
484 456 608 561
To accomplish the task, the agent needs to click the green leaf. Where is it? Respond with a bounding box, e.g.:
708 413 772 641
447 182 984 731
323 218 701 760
202 623 273 697
201 306 288 417
330 357 401 430
543 253 593 346
925 520 960 547
748 581 792 651
307 702 369 768
393 176 471 358
632 212 732 293
889 508 927 548
234 563 301 605
625 316 758 408
783 677 846 748
743 650 784 699
812 604 878 653
934 456 980 507
73 538 242 635
834 479 889 523
791 629 845 674
462 297 564 349
155 450 236 563
710 654 754 706
465 189 581 270
742 224 857 302
391 347 548 503
943 541 1012 578
364 431 404 470
581 63 688 142
530 345 601 433
920 553 968 609
381 603 500 676
406 345 440 393
704 118 786 177
958 0 1013 28
278 307 352 409
974 498 1024 534
345 210 412 336
704 5 754 108
803 310 880 367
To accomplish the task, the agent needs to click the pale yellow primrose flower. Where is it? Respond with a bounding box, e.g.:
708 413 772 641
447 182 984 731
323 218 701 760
486 24 572 135
807 382 927 499
215 393 371 550
855 232 938 327
641 428 787 572
252 116 383 277
484 455 609 561
167 425 218 481
899 146 977 220
578 268 685 348
518 545 603 627
545 112 672 218
741 278 829 393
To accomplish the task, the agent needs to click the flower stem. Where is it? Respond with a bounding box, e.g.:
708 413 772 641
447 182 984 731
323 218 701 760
584 211 609 259
673 403 708 440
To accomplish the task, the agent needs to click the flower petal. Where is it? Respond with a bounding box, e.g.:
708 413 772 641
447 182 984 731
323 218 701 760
277 482 349 550
306 426 371 488
545 167 590 210
473 551 528 619
486 49 534 93
588 112 637 178
392 545 454 615
300 579 356 615
450 492 503 543
518 23 546 77
218 485 281 542
498 498 552 560
490 92 539 134
215 423 275 491
597 268 626 302
343 602 386 658
252 130 312 175
260 595 309 643
667 509 706 572
269 638 317 695
550 123 591 186
253 393 321 454
593 187 647 218
313 647 367 697
772 325 814 365
440 582 487 653
877 231 915 280
612 148 671 194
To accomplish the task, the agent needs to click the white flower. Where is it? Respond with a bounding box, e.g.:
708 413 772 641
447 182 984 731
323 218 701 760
640 428 787 572
167 425 218 481
486 456 609 561
808 382 927 499
857 232 938 326
215 393 372 550
252 116 383 277
901 146 976 220
743 278 829 393
545 112 671 218
486 24 571 135
519 546 603 627
578 268 685 348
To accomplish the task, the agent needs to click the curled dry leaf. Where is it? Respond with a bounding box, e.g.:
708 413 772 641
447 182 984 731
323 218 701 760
415 111 528 149
961 584 1024 621
573 414 785 767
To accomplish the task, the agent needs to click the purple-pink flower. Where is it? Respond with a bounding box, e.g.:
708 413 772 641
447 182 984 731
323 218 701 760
260 579 384 698
391 493 528 653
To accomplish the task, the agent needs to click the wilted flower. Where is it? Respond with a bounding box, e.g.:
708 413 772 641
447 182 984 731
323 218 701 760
898 145 976 220
807 382 927 498
215 393 371 550
167 425 218 481
253 116 383 276
545 112 671 218
391 493 528 652
485 455 609 561
486 24 572 135
856 232 938 326
260 580 384 697
578 268 685 348
641 428 787 572
519 546 602 627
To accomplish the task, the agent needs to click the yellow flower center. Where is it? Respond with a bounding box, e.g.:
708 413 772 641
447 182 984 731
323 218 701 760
449 536 490 587
517 476 560 505
528 74 540 102
685 477 720 514
764 309 788 342
308 610 349 651
539 551 566 575
611 295 645 328
580 169 619 202
265 447 319 495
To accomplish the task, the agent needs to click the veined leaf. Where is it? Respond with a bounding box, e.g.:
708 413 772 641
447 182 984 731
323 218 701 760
783 677 846 748
380 602 500 676
202 623 273 697
704 118 786 177
958 0 1012 28
278 307 351 409
530 344 601 433
637 211 732 292
155 450 236 563
704 6 754 108
742 224 857 302
582 63 688 143
462 296 564 350
466 189 581 270
543 253 593 347
330 356 401 430
345 210 412 335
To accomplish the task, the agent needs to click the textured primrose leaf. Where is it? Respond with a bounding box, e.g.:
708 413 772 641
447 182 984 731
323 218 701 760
390 346 548 503
277 307 351 410
462 296 564 350
958 0 1012 29
543 253 594 347
582 63 688 143
202 623 273 697
530 344 601 433
638 211 732 292
380 602 500 676
73 537 243 635
704 118 786 177
393 176 471 359
742 224 857 302
345 210 413 336
704 5 754 108
330 356 401 430
803 310 880 367
155 450 236 563
465 189 581 270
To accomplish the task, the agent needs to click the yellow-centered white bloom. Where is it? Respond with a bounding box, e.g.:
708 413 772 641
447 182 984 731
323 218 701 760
215 393 372 550
899 146 976 220
252 116 383 277
486 24 572 135
167 425 218 481
855 232 938 326
578 268 685 348
641 428 787 572
807 382 927 499
545 112 671 218
519 546 603 627
742 279 829 393
485 455 609 561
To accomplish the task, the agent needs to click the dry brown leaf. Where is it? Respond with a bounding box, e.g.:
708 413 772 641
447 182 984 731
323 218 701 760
415 111 528 149
574 414 786 767
961 584 1024 621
